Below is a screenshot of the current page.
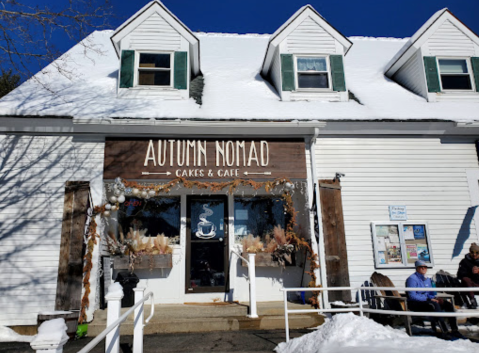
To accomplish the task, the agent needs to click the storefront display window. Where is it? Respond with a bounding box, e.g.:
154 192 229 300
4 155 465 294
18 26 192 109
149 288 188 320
118 196 180 243
371 221 433 268
234 197 288 243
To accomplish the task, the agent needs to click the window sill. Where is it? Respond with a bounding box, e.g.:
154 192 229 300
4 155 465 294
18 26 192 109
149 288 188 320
437 91 478 95
128 86 177 91
294 88 334 93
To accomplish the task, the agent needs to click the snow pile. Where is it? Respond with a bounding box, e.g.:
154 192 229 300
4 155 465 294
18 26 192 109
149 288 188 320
31 318 68 345
38 311 72 316
107 282 124 296
0 326 34 343
275 313 479 353
330 301 367 307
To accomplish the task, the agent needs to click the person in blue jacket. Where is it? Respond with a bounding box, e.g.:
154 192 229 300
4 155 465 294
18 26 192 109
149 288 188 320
406 260 464 339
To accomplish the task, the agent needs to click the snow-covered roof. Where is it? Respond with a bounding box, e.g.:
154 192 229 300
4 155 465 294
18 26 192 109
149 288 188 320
0 30 478 123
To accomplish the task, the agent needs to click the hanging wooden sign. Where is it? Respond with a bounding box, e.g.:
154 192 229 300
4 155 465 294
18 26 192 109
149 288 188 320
104 138 306 180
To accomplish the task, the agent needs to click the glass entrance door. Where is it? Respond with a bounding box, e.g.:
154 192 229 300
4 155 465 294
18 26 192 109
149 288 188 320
186 195 229 293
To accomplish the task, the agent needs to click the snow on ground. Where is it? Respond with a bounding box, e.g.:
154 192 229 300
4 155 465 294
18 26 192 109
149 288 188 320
0 326 33 343
275 313 479 353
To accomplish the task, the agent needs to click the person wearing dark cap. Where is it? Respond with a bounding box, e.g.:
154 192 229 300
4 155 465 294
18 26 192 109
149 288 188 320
406 260 464 339
457 242 479 309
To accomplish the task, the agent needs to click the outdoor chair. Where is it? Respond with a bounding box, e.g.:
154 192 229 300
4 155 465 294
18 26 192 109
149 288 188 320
370 272 454 336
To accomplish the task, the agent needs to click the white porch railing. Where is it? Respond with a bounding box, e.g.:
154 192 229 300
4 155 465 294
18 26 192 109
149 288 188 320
78 287 154 353
281 286 479 342
231 250 258 318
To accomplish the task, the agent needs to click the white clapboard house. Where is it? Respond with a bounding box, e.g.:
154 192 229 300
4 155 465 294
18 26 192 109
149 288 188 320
1 1 479 331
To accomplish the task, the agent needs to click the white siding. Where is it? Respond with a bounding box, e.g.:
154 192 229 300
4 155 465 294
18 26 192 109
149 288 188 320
270 47 282 96
393 52 427 99
313 137 479 289
0 135 104 326
427 20 476 56
285 16 338 54
291 91 340 102
128 12 181 51
436 93 479 103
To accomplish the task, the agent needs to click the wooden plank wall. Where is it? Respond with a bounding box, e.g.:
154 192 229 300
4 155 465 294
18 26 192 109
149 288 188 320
312 137 479 289
0 135 104 326
55 181 90 311
319 179 351 302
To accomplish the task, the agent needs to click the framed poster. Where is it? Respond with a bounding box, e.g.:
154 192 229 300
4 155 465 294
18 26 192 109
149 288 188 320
371 221 433 268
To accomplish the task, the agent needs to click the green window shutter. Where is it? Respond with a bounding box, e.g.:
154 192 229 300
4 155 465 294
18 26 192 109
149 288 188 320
471 57 479 93
174 51 188 90
281 54 295 91
330 55 346 92
119 50 135 88
423 56 441 93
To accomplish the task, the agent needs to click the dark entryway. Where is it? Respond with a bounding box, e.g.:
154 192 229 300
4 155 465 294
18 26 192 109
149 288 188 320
186 195 229 293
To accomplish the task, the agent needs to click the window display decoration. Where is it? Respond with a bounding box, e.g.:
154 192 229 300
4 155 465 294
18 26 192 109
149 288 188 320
241 225 295 268
80 176 321 320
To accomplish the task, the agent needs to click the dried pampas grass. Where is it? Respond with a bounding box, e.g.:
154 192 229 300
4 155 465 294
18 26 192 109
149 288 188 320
242 234 263 253
154 233 173 255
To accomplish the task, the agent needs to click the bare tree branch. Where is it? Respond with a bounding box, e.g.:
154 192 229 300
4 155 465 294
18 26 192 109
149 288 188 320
0 0 112 87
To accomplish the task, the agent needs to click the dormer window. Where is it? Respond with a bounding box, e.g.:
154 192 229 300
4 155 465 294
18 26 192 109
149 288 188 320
437 58 474 91
295 56 330 89
138 53 172 86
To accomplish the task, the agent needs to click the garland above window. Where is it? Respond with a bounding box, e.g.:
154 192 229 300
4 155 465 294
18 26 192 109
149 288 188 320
80 176 321 323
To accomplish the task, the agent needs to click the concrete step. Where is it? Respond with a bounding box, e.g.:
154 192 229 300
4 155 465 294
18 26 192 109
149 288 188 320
87 302 324 336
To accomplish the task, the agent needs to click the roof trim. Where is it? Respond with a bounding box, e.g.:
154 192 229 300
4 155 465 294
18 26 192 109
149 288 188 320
261 5 353 76
385 8 479 77
110 1 200 75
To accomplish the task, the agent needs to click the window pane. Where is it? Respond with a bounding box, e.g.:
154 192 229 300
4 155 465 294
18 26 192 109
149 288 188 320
298 73 329 89
234 197 287 243
139 70 171 86
440 75 472 90
139 53 170 68
297 57 327 71
438 59 468 74
119 197 180 241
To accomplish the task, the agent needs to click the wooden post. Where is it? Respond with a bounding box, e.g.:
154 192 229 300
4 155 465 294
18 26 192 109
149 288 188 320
30 319 69 353
55 181 91 312
105 288 123 353
319 179 352 302
247 253 258 318
133 287 146 353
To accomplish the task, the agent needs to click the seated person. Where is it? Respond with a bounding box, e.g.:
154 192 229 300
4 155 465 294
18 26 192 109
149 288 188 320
406 260 464 339
457 243 479 309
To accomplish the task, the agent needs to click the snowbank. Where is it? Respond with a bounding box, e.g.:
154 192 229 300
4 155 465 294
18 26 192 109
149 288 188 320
0 326 34 343
275 313 479 353
107 282 124 297
30 318 68 345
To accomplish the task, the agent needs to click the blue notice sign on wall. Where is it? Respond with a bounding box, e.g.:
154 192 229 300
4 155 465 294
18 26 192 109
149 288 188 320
389 205 407 221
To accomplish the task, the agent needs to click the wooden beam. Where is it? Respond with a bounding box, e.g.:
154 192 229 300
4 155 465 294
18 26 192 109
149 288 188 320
319 179 351 302
55 181 90 311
